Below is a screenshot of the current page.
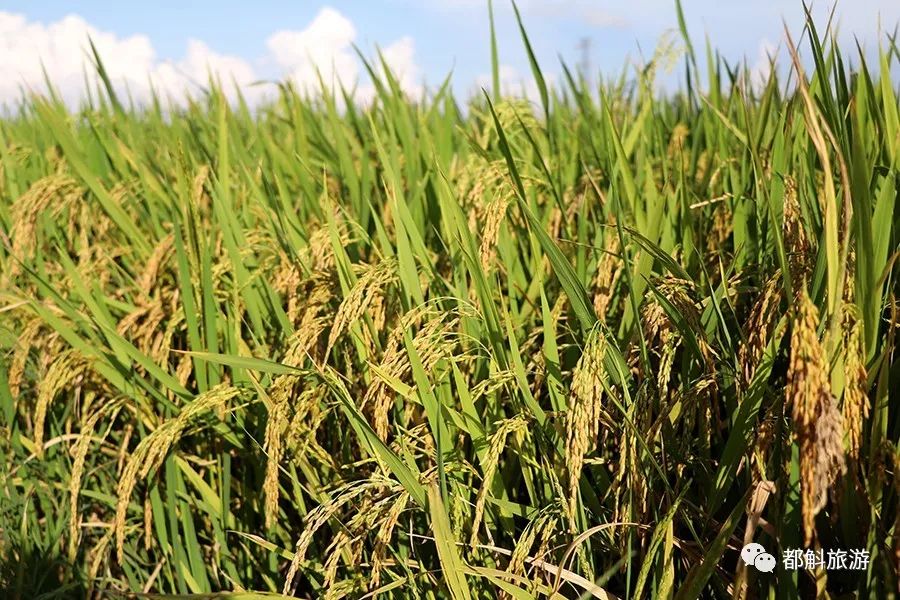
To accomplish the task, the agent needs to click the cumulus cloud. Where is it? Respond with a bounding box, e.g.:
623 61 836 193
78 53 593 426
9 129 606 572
749 38 778 93
267 10 423 101
266 7 359 92
0 12 152 107
356 36 424 103
0 7 421 108
152 40 260 104
380 37 421 93
0 11 258 107
0 12 264 105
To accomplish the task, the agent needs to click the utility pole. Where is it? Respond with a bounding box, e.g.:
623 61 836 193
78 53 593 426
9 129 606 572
577 37 592 88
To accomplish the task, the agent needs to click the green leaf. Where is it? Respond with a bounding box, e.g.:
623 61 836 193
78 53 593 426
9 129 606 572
428 484 472 600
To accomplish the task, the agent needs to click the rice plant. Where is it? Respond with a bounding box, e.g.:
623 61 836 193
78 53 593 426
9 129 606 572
1 4 898 599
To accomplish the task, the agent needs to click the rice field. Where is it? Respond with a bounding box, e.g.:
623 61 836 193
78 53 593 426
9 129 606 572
0 5 898 599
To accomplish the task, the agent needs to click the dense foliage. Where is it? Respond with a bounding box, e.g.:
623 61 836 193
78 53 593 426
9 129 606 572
1 9 898 600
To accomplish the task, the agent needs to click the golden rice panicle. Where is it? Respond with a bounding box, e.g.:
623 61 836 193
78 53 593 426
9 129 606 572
593 227 622 322
531 514 560 589
740 274 783 387
68 404 112 561
706 201 733 254
263 389 291 530
787 289 846 545
326 259 397 355
640 289 669 346
35 351 92 458
282 480 381 595
490 99 539 139
115 384 240 562
666 122 689 159
507 510 554 578
284 282 332 365
116 298 168 360
262 354 311 530
841 303 869 462
115 441 154 562
565 327 607 522
8 317 43 400
285 388 332 469
273 260 304 323
363 312 411 427
7 173 81 277
143 490 153 551
367 306 465 441
370 492 408 590
470 415 527 546
322 531 352 591
191 164 210 209
308 225 342 273
138 234 175 295
479 192 512 271
507 520 539 583
367 333 406 441
783 175 811 280
85 529 113 598
658 277 715 369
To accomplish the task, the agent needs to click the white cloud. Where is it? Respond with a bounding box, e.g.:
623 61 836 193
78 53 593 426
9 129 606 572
380 37 421 93
266 7 359 93
151 40 259 105
0 7 421 108
0 12 152 107
0 11 259 108
267 10 423 101
356 36 424 103
749 38 778 93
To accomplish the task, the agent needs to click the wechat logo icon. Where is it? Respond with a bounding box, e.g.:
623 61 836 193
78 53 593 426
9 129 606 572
741 543 776 573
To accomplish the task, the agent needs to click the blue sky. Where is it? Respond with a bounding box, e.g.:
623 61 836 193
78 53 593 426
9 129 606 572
1 1 899 106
